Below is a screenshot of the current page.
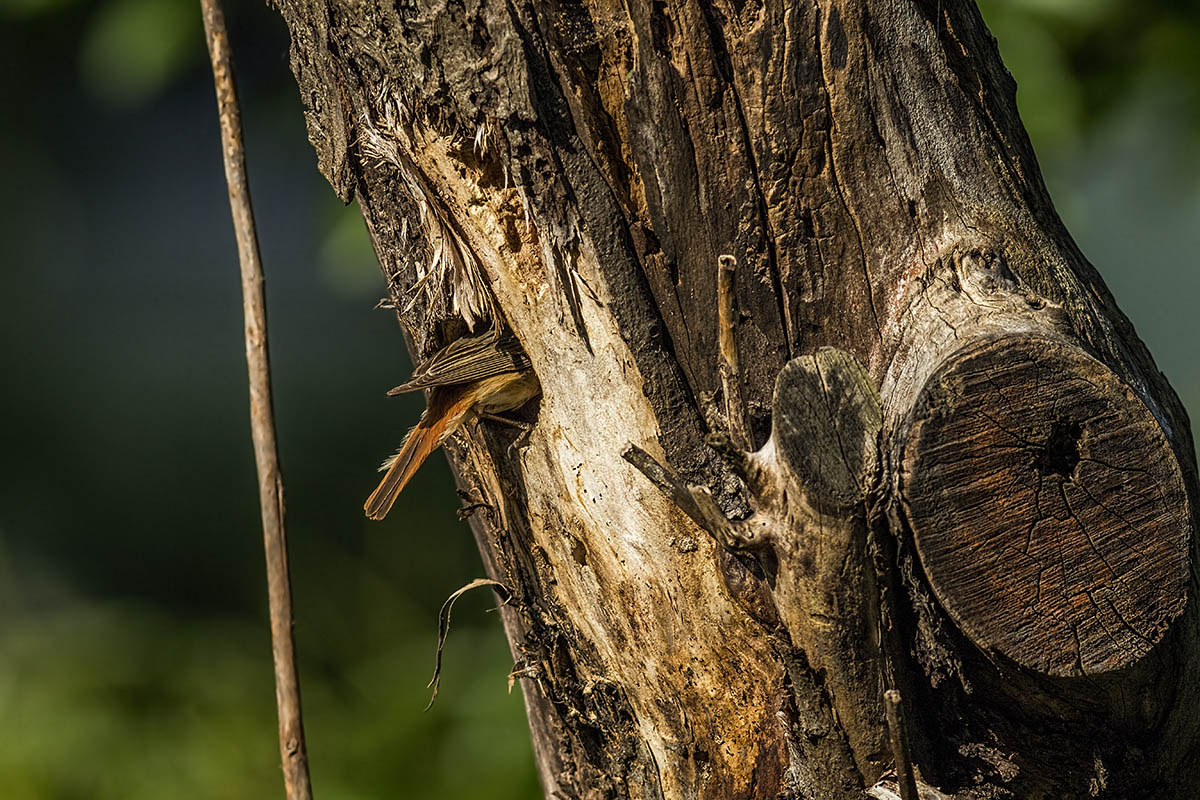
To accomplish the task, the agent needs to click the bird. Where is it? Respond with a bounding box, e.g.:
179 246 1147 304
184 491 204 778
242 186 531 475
364 330 540 520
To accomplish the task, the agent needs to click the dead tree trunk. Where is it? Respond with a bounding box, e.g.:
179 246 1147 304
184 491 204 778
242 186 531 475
272 0 1200 795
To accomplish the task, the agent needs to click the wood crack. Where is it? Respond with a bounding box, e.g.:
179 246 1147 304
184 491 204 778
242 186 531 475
813 3 881 341
694 0 795 359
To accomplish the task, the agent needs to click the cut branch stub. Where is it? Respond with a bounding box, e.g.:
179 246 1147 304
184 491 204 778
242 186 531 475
766 348 887 779
900 335 1191 676
773 348 883 511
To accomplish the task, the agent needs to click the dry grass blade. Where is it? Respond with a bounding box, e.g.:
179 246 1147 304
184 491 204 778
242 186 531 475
427 578 510 710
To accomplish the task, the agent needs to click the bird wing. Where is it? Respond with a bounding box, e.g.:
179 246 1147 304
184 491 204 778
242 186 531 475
387 331 531 394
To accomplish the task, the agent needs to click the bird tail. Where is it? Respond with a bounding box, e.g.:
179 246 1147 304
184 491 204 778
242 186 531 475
363 389 475 520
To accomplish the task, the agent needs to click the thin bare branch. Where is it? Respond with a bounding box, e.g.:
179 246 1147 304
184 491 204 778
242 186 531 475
200 3 314 798
622 443 769 550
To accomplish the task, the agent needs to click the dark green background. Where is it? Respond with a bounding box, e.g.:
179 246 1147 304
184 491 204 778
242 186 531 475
0 0 1197 796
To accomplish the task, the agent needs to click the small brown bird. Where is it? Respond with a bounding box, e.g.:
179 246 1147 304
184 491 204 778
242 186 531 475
364 331 540 520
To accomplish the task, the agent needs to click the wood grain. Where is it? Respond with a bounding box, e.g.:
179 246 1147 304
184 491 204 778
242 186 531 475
902 335 1190 675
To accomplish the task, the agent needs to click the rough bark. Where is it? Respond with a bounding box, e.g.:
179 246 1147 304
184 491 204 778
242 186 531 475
270 0 1200 796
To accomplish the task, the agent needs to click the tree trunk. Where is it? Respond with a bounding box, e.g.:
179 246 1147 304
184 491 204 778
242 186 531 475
271 0 1200 796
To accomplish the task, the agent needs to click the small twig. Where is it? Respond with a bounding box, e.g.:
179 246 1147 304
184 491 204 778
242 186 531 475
455 488 495 520
507 660 541 693
200 4 313 799
622 443 766 550
717 255 751 451
622 444 714 530
884 689 919 800
428 578 511 709
456 502 493 520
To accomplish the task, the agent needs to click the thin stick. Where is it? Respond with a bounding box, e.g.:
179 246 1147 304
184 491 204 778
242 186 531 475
884 689 918 800
200 3 314 798
622 443 766 550
717 255 751 451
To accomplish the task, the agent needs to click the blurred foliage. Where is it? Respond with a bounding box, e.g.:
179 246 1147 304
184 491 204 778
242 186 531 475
0 586 536 799
978 0 1200 157
0 0 1197 798
320 210 387 299
0 0 77 20
79 0 202 107
0 0 540 795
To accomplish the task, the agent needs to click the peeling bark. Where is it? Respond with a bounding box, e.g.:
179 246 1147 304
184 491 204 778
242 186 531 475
271 0 1200 796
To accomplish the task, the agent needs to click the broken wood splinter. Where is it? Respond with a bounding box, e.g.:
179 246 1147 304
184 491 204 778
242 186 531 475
884 689 919 800
622 443 768 551
717 254 752 451
704 430 759 490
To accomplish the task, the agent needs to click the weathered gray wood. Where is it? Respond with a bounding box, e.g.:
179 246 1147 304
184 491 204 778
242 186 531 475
270 0 1200 795
774 348 882 511
758 348 887 781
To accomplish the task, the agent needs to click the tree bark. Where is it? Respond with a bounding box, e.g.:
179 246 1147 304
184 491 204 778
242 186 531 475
271 0 1200 796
